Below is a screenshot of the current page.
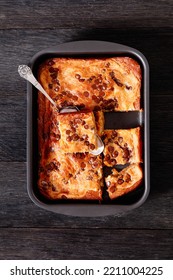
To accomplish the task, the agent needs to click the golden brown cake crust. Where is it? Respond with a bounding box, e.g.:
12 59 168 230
105 163 143 199
38 57 141 112
37 56 143 201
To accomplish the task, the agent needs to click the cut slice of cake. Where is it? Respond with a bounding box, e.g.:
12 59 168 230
105 163 143 199
102 127 142 166
58 110 98 153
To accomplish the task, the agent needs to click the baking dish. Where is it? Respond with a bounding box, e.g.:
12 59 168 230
27 40 149 217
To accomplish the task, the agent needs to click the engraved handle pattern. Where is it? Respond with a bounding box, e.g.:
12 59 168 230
18 65 57 108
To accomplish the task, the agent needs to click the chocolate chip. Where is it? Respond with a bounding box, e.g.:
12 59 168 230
78 103 85 109
52 186 56 191
50 73 57 79
84 141 90 146
95 79 100 84
80 153 86 159
93 95 100 103
118 178 124 185
98 85 103 91
75 74 81 79
47 59 55 66
53 68 59 73
125 173 131 182
84 124 89 129
79 78 85 82
123 148 131 161
125 85 132 90
105 62 110 67
108 145 114 153
84 91 89 97
72 134 79 141
110 185 116 193
81 162 86 169
102 134 107 140
110 159 117 165
66 136 72 141
66 130 71 135
102 82 107 90
72 95 78 101
87 75 95 82
66 92 72 98
54 86 59 92
49 67 55 73
109 71 123 87
99 91 105 97
48 83 53 89
71 127 76 133
89 144 95 150
105 154 110 161
61 195 67 199
46 161 60 172
112 151 118 158
92 94 97 101
74 153 81 159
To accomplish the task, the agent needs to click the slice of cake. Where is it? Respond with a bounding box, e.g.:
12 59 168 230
58 110 98 153
102 127 142 166
105 163 143 199
38 148 103 200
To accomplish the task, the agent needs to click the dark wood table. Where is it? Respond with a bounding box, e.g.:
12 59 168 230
0 0 173 259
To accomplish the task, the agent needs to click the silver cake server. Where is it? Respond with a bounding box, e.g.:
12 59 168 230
18 65 57 108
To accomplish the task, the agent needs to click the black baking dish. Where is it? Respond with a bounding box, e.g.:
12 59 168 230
27 40 150 217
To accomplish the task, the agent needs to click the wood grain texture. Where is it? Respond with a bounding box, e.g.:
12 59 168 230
0 228 172 259
0 162 172 229
0 0 172 30
0 29 172 95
